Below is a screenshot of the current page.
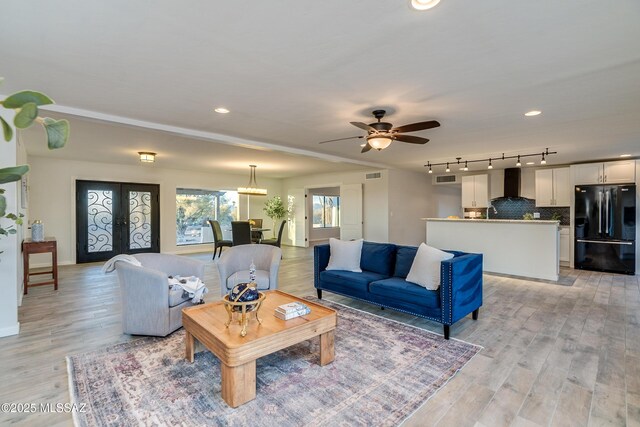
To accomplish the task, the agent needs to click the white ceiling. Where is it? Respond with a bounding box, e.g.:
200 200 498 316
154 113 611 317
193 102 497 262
1 0 639 175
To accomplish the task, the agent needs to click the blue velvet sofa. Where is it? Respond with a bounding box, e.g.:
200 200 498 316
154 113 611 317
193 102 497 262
314 241 483 339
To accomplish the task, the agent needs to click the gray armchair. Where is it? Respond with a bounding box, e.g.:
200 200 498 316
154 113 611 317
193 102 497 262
217 244 282 296
115 253 205 336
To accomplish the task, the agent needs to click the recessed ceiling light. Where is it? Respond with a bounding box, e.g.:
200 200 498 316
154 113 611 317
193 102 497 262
526 162 535 165
411 0 440 10
524 110 542 117
620 154 631 157
214 107 230 114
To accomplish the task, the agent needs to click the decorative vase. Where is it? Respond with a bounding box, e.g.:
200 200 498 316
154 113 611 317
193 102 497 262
31 220 44 242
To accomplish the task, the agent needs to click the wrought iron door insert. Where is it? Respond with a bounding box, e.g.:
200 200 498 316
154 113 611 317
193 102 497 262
76 181 160 263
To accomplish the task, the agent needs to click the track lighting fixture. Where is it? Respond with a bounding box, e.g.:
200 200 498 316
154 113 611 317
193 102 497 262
424 148 556 173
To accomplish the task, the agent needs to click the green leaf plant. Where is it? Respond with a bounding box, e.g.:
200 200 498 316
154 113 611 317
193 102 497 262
0 77 69 251
263 196 289 238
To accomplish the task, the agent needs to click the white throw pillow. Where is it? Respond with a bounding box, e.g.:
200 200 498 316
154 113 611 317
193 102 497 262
406 243 454 290
325 238 363 272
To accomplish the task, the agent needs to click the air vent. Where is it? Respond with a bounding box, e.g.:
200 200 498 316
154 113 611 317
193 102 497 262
433 174 460 185
365 172 382 180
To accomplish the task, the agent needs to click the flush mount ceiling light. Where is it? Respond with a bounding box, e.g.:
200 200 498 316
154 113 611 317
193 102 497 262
214 107 230 114
138 152 156 163
238 165 267 196
524 110 542 117
411 0 441 10
620 154 632 157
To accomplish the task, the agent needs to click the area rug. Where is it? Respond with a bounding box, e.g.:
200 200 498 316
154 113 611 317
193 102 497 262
67 299 481 427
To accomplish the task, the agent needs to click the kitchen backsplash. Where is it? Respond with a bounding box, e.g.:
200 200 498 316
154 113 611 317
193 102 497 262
486 198 570 225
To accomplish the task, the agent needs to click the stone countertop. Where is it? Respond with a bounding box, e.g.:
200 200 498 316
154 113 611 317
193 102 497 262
422 218 560 225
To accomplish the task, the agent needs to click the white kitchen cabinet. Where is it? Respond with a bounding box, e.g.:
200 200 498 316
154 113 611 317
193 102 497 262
461 174 489 208
604 161 636 184
535 167 570 207
573 160 635 185
559 226 570 263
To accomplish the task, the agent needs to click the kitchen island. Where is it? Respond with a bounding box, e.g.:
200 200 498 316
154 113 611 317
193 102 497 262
424 218 560 281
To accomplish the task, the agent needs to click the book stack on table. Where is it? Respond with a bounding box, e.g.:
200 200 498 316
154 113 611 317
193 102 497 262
274 302 311 320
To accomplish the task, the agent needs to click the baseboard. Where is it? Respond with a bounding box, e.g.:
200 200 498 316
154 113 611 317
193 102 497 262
0 323 20 337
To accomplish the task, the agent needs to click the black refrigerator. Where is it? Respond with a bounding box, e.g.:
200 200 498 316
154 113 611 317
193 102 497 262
575 184 636 274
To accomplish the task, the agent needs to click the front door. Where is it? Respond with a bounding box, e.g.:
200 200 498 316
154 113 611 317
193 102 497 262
76 180 160 263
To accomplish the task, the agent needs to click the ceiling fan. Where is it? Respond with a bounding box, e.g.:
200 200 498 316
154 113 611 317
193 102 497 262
318 110 440 153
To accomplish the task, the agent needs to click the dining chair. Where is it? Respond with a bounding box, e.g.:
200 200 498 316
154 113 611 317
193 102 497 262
261 220 286 248
231 221 253 246
249 218 263 243
209 220 232 259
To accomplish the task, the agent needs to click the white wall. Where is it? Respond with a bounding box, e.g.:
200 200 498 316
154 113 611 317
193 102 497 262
362 172 389 243
282 169 389 244
27 156 283 265
0 108 23 337
430 185 463 218
388 169 433 246
283 169 437 246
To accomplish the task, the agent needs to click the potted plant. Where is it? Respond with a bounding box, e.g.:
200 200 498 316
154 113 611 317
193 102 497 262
0 77 69 253
263 196 288 238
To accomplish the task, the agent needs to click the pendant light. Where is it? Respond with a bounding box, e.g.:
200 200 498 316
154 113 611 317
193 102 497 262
238 165 267 196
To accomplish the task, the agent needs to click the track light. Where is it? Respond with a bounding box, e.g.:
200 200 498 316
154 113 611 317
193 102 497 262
424 149 557 173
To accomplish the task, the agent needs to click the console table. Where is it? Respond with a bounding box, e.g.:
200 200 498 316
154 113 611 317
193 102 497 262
22 237 58 295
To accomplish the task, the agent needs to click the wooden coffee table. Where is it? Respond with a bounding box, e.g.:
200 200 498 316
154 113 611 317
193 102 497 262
182 290 337 407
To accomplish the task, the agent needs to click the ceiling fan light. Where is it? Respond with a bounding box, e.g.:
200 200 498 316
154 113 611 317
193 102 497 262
367 135 393 151
411 0 441 10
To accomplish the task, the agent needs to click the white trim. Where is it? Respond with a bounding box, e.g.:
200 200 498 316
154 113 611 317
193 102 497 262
0 323 20 337
28 102 388 170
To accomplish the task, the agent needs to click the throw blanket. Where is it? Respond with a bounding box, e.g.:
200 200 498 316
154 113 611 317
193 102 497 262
169 276 208 304
101 254 142 274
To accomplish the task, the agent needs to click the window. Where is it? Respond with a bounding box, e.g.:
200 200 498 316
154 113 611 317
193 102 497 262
312 195 339 228
176 189 238 246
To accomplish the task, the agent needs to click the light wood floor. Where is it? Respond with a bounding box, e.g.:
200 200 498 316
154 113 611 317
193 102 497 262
1 246 638 427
